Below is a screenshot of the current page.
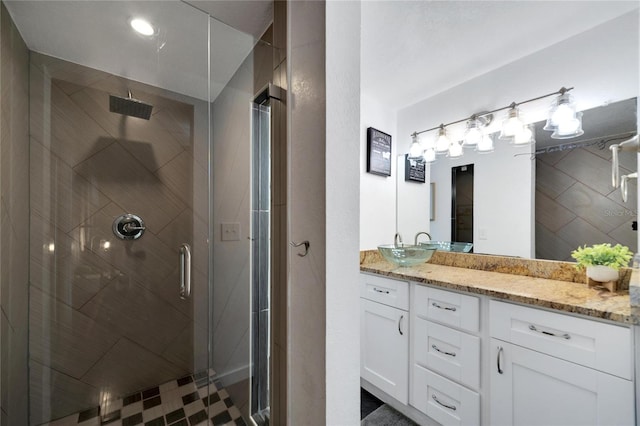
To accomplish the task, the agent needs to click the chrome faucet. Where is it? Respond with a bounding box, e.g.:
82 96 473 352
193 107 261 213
414 231 432 245
394 232 403 247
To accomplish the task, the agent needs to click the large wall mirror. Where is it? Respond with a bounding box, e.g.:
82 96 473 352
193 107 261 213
394 9 638 261
398 99 637 261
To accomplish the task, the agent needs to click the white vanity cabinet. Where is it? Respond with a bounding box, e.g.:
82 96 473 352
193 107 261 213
360 273 410 404
410 285 481 425
359 268 637 426
490 300 635 426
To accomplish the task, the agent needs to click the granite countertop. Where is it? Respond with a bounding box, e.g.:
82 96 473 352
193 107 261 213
360 251 636 325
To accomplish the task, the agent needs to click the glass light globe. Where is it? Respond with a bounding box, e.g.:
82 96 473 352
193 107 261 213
448 141 463 158
551 111 584 139
477 134 494 153
435 128 451 153
544 92 577 131
513 125 533 145
463 122 482 147
550 102 575 126
500 107 524 139
408 134 423 159
423 148 436 163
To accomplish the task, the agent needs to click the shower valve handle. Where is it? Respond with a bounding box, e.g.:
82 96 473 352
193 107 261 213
113 214 145 240
123 223 146 232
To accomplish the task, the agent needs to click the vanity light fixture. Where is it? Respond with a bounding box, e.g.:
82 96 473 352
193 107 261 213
130 17 156 36
407 87 579 163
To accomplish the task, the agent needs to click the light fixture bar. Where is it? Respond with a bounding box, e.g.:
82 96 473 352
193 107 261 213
413 87 574 137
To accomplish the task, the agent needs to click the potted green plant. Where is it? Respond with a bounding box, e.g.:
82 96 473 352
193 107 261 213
571 243 633 283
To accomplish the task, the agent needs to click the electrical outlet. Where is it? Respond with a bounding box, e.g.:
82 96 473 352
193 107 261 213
221 223 240 241
478 228 488 240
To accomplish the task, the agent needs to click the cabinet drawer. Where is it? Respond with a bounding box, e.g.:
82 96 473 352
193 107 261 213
414 319 480 390
411 364 480 426
414 285 479 332
360 273 409 310
490 300 632 380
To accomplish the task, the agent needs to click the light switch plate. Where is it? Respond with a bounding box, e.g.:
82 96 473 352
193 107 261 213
221 222 240 241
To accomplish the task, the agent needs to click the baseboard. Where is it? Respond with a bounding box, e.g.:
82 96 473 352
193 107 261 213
215 364 251 387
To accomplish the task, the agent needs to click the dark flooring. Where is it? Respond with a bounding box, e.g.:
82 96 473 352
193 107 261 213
360 388 384 420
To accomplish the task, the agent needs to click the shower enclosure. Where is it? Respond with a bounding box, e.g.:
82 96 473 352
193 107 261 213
0 1 274 424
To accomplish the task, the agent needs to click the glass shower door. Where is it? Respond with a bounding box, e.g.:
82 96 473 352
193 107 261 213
26 2 214 424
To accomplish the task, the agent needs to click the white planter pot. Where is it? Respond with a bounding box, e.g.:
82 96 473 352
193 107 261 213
586 265 619 282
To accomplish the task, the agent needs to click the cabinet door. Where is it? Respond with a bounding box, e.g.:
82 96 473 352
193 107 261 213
490 339 635 426
361 299 408 404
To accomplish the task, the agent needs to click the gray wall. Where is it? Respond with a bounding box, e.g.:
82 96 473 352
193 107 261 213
0 3 30 425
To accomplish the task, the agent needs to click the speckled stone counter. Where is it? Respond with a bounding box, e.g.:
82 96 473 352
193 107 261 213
361 250 636 325
630 268 640 322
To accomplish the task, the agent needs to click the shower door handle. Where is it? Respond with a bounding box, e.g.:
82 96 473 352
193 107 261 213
179 243 191 299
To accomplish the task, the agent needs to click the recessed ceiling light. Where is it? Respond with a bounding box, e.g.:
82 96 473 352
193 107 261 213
130 18 155 36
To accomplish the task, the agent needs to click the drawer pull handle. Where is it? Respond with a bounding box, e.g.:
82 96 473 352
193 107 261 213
528 324 570 340
432 394 457 411
431 344 456 357
398 315 404 336
497 346 504 374
374 288 390 294
432 302 456 312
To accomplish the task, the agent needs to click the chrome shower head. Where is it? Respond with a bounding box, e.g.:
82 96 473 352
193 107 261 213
109 90 153 120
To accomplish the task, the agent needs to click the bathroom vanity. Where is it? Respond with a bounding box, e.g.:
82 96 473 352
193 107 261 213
360 251 638 426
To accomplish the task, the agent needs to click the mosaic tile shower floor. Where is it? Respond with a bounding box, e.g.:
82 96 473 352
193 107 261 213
46 371 246 426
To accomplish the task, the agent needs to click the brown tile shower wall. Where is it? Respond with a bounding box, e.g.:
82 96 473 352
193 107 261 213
28 52 209 424
0 3 30 425
535 143 637 261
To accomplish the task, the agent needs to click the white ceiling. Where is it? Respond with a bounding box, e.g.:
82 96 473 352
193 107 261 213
4 1 639 109
185 0 272 38
4 0 272 102
362 1 640 110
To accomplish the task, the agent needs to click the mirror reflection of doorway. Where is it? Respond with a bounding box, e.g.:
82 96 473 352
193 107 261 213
452 164 474 245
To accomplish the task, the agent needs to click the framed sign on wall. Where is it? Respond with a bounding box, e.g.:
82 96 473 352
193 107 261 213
366 127 392 176
404 154 426 183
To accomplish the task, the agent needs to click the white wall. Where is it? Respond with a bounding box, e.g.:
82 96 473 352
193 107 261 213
394 10 638 256
326 2 361 424
360 94 397 249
